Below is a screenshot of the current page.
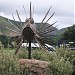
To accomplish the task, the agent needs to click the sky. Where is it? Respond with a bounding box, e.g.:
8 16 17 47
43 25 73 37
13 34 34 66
0 0 74 29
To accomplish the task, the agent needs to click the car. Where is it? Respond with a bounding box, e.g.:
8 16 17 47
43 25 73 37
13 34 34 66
22 43 55 51
45 44 55 51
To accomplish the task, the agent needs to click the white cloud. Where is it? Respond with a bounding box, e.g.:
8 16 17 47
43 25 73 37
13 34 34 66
0 0 74 29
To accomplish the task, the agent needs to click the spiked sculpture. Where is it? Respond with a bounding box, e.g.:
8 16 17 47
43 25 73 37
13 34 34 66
3 2 57 59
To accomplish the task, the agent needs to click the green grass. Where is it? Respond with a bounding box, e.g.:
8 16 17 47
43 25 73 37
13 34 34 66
0 48 75 75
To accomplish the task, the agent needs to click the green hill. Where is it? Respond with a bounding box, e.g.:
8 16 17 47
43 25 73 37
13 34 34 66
0 16 57 36
0 16 70 44
48 26 69 44
0 16 24 36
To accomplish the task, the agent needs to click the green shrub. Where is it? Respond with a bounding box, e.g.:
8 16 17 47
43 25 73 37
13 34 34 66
0 49 20 75
18 48 28 59
0 48 75 75
19 48 74 75
32 49 49 61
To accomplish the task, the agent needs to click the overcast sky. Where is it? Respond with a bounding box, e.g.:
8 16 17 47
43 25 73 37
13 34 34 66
0 0 74 29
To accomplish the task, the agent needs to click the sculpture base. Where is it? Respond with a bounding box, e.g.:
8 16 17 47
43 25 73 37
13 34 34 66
19 59 49 75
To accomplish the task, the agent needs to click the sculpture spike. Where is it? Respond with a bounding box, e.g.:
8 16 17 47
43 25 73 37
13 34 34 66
8 19 20 32
45 12 55 23
40 25 58 35
39 12 55 31
23 5 27 19
16 10 22 27
41 6 52 23
12 13 20 29
40 21 57 33
30 2 32 19
6 27 20 34
38 6 52 29
15 39 23 54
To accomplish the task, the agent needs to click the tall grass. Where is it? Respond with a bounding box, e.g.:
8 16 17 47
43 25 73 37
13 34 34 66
0 48 75 75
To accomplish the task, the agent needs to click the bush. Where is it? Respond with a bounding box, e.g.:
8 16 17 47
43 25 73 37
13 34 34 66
0 48 75 75
32 49 49 61
0 49 20 75
19 48 74 75
18 48 28 59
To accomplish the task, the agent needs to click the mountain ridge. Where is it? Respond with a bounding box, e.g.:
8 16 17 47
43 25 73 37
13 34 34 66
0 16 58 36
0 16 70 41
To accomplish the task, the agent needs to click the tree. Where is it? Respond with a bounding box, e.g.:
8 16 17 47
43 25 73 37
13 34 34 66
0 35 8 48
62 25 75 41
0 35 14 48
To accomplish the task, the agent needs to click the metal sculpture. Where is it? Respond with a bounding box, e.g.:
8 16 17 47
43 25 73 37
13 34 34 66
5 2 57 59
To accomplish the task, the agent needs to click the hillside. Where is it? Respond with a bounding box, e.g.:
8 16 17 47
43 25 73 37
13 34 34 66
55 28 67 35
0 16 57 37
0 16 20 36
0 16 70 44
51 28 68 43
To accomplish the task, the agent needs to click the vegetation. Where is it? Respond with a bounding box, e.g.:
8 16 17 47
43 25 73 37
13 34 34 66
0 49 20 75
0 16 75 75
0 35 14 48
62 25 75 41
0 35 8 48
1 16 74 45
52 28 68 44
0 48 75 75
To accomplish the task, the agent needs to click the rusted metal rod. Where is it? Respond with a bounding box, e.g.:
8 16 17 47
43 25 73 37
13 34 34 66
28 40 31 59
